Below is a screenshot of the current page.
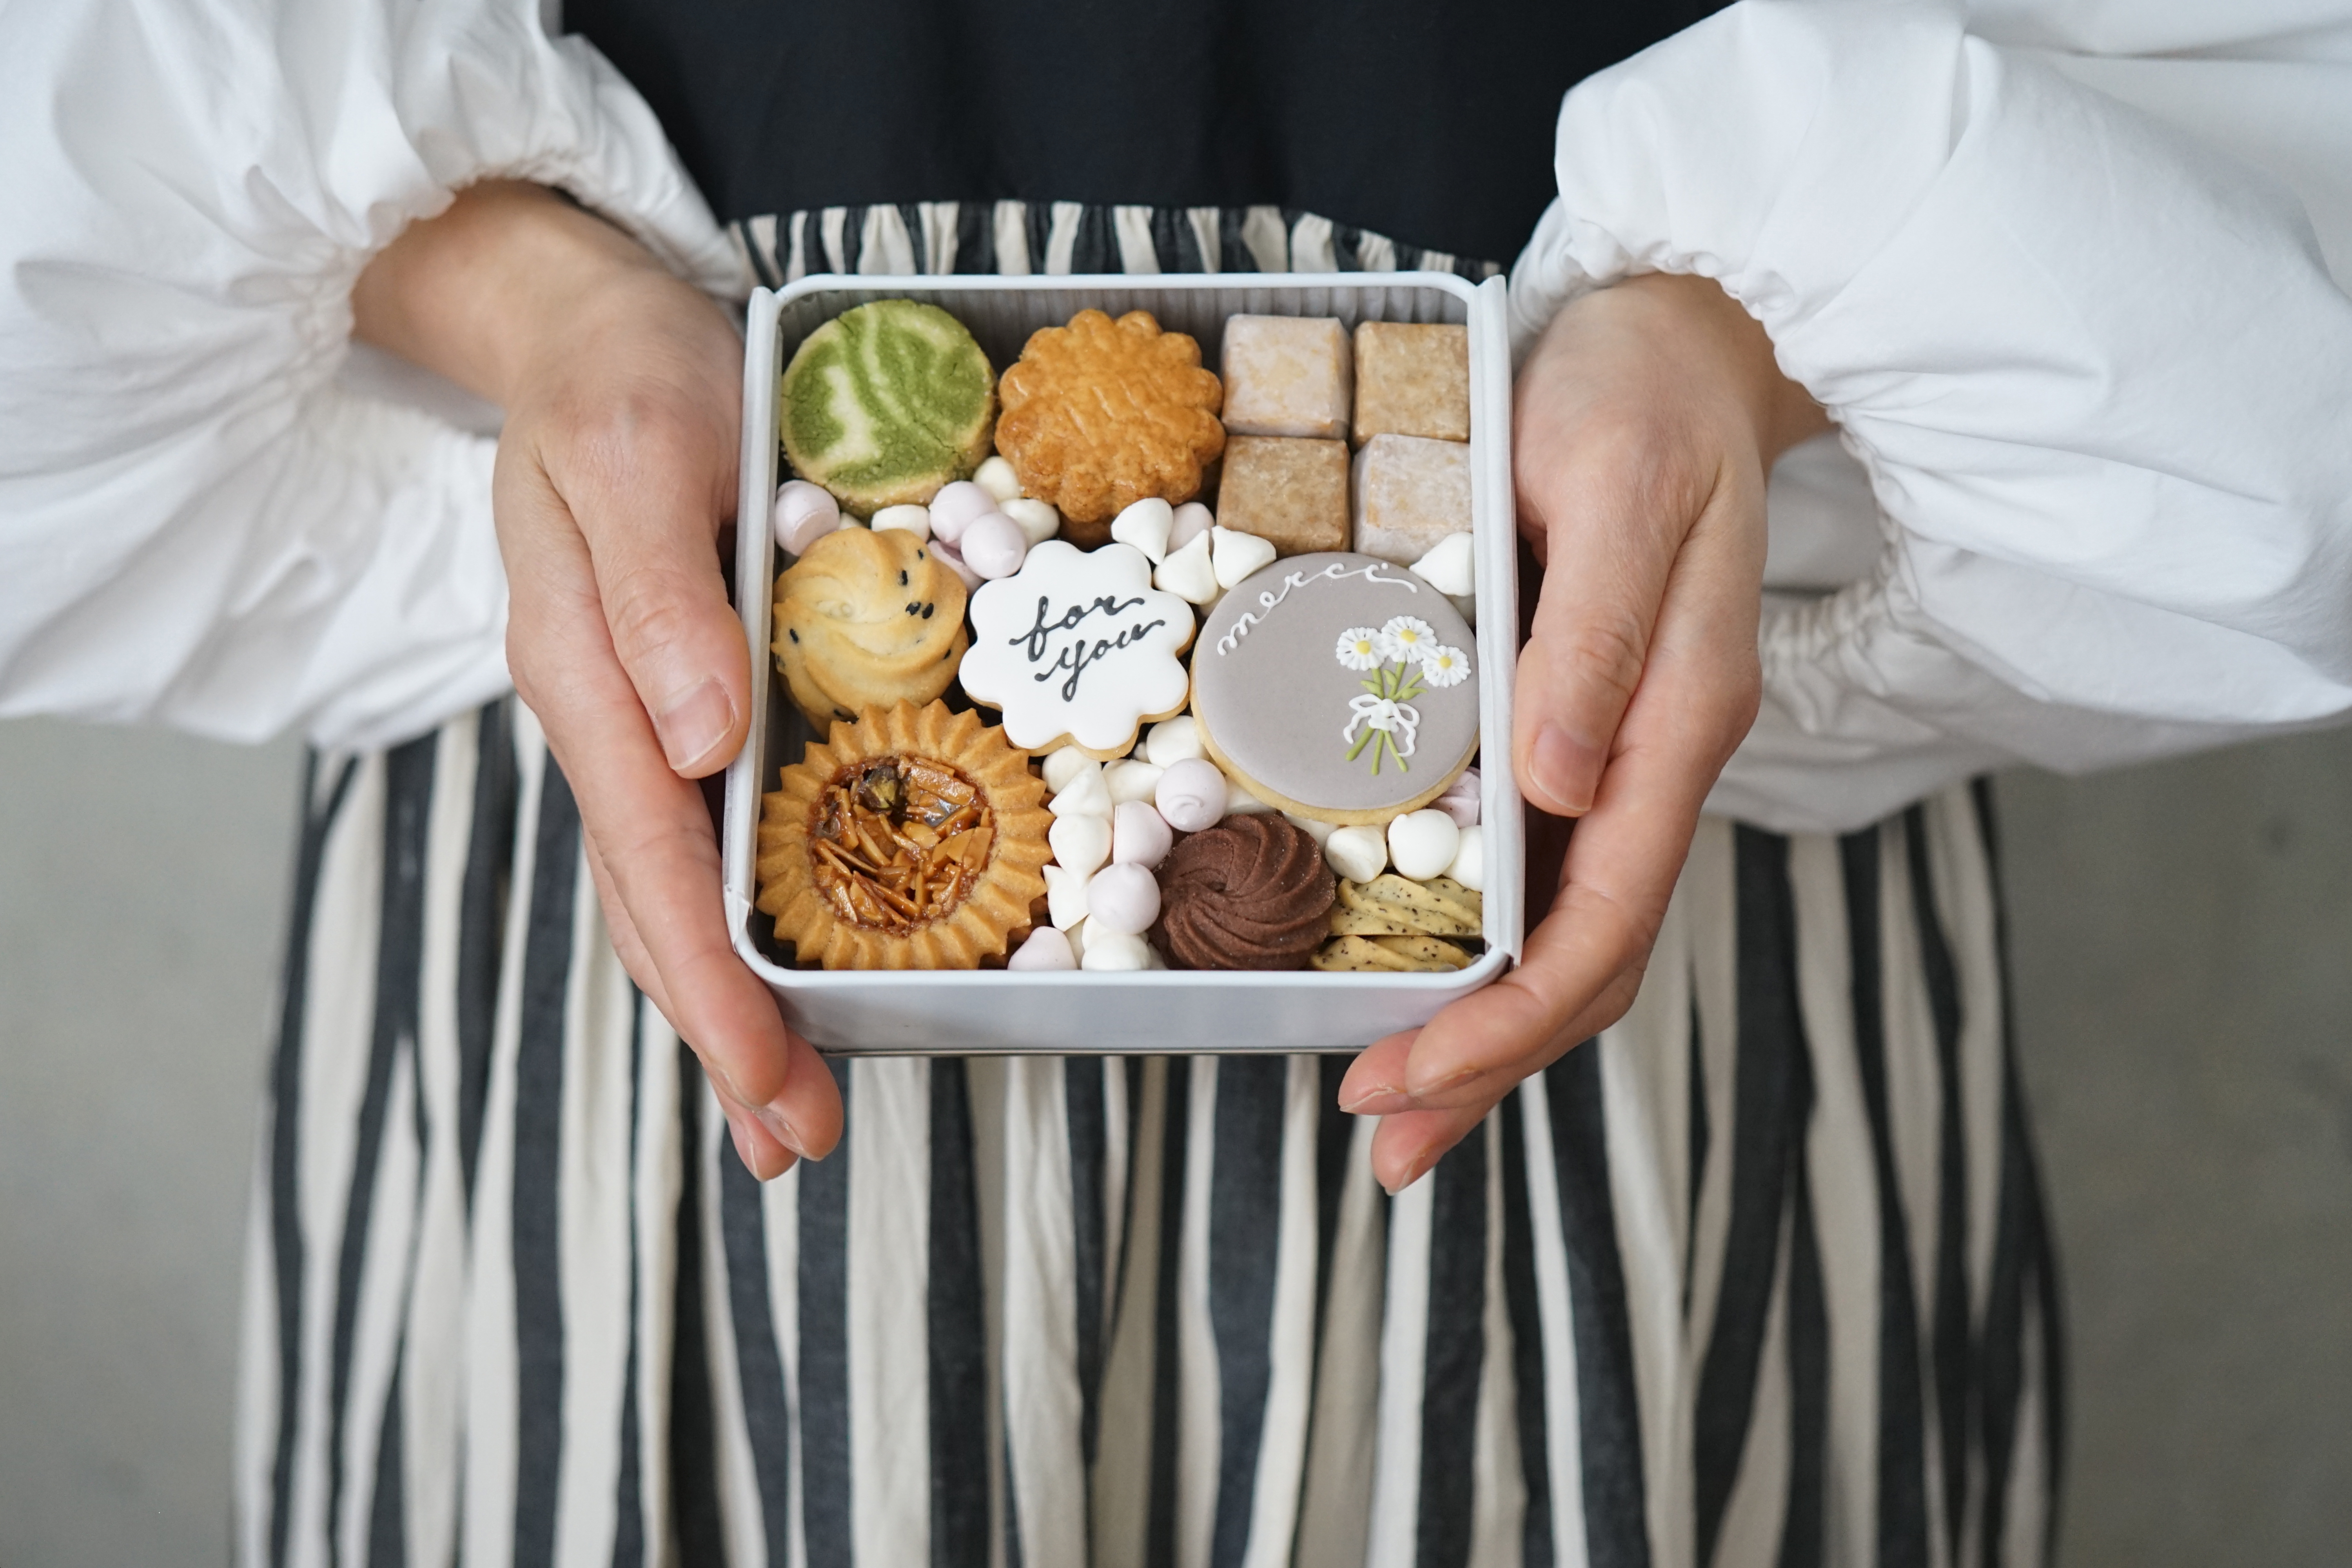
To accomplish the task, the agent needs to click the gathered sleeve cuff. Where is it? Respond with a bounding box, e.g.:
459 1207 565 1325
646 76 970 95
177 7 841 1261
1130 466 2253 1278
1507 0 2352 831
0 0 747 748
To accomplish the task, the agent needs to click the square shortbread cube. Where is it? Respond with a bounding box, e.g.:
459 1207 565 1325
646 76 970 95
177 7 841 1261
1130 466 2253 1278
1220 316 1353 440
1351 434 1470 564
1352 321 1470 444
1216 436 1350 555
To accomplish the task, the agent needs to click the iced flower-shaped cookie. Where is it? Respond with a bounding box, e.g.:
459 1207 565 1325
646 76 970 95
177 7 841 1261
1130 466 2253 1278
961 540 1196 757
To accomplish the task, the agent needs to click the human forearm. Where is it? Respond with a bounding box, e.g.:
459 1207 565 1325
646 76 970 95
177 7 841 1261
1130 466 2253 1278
356 179 837 1182
354 181 682 407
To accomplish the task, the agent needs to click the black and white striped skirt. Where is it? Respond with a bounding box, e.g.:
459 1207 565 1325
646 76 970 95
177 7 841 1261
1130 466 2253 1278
234 698 2059 1567
236 200 2058 1565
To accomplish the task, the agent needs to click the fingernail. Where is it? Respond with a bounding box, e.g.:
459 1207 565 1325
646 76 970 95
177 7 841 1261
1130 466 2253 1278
707 1061 753 1109
1531 723 1595 814
656 677 734 772
1339 1082 1406 1115
1381 1150 1435 1197
730 1120 792 1181
757 1102 814 1161
1405 1065 1480 1102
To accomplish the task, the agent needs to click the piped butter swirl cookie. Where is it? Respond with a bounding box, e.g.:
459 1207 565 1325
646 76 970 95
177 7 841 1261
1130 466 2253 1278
780 299 996 513
773 526 967 730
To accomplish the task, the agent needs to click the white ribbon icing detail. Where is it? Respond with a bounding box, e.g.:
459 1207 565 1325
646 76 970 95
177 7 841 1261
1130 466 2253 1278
1343 695 1420 759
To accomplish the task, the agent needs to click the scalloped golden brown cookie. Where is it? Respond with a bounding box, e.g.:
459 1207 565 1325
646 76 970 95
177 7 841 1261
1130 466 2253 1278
994 309 1225 543
756 701 1051 970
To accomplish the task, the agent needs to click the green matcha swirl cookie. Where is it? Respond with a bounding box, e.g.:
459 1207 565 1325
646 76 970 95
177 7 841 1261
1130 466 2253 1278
779 300 996 513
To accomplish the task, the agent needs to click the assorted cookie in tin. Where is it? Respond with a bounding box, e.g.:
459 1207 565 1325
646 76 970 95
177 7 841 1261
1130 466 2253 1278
757 299 1488 972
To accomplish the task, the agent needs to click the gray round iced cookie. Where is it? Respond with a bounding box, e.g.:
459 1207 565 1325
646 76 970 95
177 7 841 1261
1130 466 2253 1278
1191 551 1478 824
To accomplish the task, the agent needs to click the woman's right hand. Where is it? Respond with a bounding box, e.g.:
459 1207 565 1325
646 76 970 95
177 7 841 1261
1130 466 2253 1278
355 182 841 1181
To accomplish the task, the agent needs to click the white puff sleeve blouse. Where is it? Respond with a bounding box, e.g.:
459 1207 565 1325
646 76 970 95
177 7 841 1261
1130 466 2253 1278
0 0 742 752
1511 0 2352 831
4 0 2349 837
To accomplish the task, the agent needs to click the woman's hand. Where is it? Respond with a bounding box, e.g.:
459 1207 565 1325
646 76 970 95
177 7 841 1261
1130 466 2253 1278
1338 272 1828 1192
355 182 840 1181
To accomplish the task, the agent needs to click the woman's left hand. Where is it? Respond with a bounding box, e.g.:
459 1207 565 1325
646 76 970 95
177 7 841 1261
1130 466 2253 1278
1336 272 1827 1192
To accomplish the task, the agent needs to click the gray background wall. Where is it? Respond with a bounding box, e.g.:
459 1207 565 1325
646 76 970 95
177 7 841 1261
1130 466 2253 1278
2 715 2347 1565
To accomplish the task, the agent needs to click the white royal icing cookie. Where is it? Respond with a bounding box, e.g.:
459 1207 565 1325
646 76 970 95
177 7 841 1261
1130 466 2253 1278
960 539 1196 756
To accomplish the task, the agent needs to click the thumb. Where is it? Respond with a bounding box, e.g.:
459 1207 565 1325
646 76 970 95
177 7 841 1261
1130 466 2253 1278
1510 438 1698 817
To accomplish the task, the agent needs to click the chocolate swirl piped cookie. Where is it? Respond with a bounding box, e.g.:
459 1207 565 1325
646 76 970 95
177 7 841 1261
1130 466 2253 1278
1147 814 1336 971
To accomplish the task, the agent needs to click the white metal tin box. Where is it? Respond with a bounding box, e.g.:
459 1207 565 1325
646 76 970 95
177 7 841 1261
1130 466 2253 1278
723 272 1522 1053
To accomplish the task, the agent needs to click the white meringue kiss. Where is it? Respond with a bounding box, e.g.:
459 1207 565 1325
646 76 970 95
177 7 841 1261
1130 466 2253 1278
1152 529 1219 605
1323 824 1388 884
1102 758 1165 806
1048 813 1112 879
1446 824 1485 892
1154 757 1227 833
773 480 842 556
1042 749 1098 794
1143 715 1204 766
1109 497 1175 564
1112 800 1174 868
928 538 984 592
1210 525 1278 590
1434 767 1481 828
1079 930 1154 971
1083 863 1161 936
1410 530 1476 597
871 503 932 541
1047 764 1112 818
1043 865 1091 928
999 497 1062 547
1007 926 1076 970
1386 809 1461 881
974 455 1024 503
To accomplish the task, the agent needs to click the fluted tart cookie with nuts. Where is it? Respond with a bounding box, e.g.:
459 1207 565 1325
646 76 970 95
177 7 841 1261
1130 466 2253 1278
757 701 1052 969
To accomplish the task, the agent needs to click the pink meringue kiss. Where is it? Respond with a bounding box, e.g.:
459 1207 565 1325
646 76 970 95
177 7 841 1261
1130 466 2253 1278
960 511 1030 579
773 480 841 556
1083 863 1161 936
1154 758 1228 834
927 479 997 545
1111 800 1174 868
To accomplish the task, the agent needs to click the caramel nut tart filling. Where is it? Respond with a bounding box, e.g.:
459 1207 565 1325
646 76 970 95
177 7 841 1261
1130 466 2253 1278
757 701 1051 969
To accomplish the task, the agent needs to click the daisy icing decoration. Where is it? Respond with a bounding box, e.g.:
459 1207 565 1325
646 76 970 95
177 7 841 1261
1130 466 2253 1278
1190 550 1479 822
1379 615 1437 663
1419 644 1472 688
961 539 1196 755
1335 627 1384 671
